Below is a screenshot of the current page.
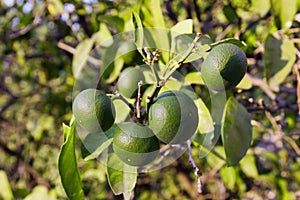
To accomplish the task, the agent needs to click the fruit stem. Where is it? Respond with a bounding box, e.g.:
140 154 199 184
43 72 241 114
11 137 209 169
163 33 202 80
187 139 203 194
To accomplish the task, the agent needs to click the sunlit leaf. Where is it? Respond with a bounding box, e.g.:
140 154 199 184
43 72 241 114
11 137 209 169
184 72 205 85
236 75 252 90
72 38 94 79
270 0 297 30
140 1 169 63
239 154 258 178
107 153 137 197
0 170 13 200
103 57 124 84
192 98 215 153
114 101 131 124
92 23 113 47
24 185 55 200
47 0 64 16
58 119 84 200
140 0 165 28
220 166 236 190
263 34 296 87
250 0 271 17
132 11 144 57
221 97 252 166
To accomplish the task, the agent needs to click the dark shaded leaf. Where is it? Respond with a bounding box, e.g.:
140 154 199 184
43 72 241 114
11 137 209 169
221 97 252 166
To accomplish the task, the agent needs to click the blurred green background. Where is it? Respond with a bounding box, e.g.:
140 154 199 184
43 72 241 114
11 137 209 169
0 0 299 199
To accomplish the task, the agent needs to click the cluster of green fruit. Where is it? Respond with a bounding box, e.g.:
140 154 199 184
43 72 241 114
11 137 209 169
72 43 247 167
73 86 199 166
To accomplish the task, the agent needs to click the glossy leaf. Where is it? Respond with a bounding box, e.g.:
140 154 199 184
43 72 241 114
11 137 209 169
0 170 13 200
107 153 137 198
58 119 85 200
221 97 252 166
72 38 94 79
263 34 296 87
132 11 144 58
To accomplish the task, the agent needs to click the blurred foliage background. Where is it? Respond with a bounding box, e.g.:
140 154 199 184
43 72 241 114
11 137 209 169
0 0 300 199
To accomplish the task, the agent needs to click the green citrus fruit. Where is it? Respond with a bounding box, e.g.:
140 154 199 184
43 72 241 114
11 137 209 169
148 90 199 144
117 67 145 98
113 122 160 166
201 43 247 91
73 89 115 133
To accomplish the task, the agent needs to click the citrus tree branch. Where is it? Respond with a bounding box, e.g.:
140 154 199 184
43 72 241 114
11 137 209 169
187 140 202 194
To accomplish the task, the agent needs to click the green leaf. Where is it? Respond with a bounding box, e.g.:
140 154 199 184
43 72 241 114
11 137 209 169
58 119 84 200
195 98 214 135
192 98 215 155
270 0 297 30
140 1 169 63
220 166 236 190
236 75 252 90
250 0 271 17
107 153 137 198
184 72 205 85
132 12 145 58
159 79 183 94
24 186 56 200
171 19 193 35
0 170 13 200
92 23 113 47
239 154 258 178
171 34 210 63
47 0 64 16
113 99 131 123
72 38 94 79
82 125 119 161
223 5 238 22
140 0 165 28
103 57 124 84
263 34 296 87
210 38 247 49
221 97 252 166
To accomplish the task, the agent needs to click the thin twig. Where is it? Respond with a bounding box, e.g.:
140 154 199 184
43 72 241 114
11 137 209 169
164 33 202 80
57 41 101 66
136 81 143 119
293 64 300 115
187 140 202 194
